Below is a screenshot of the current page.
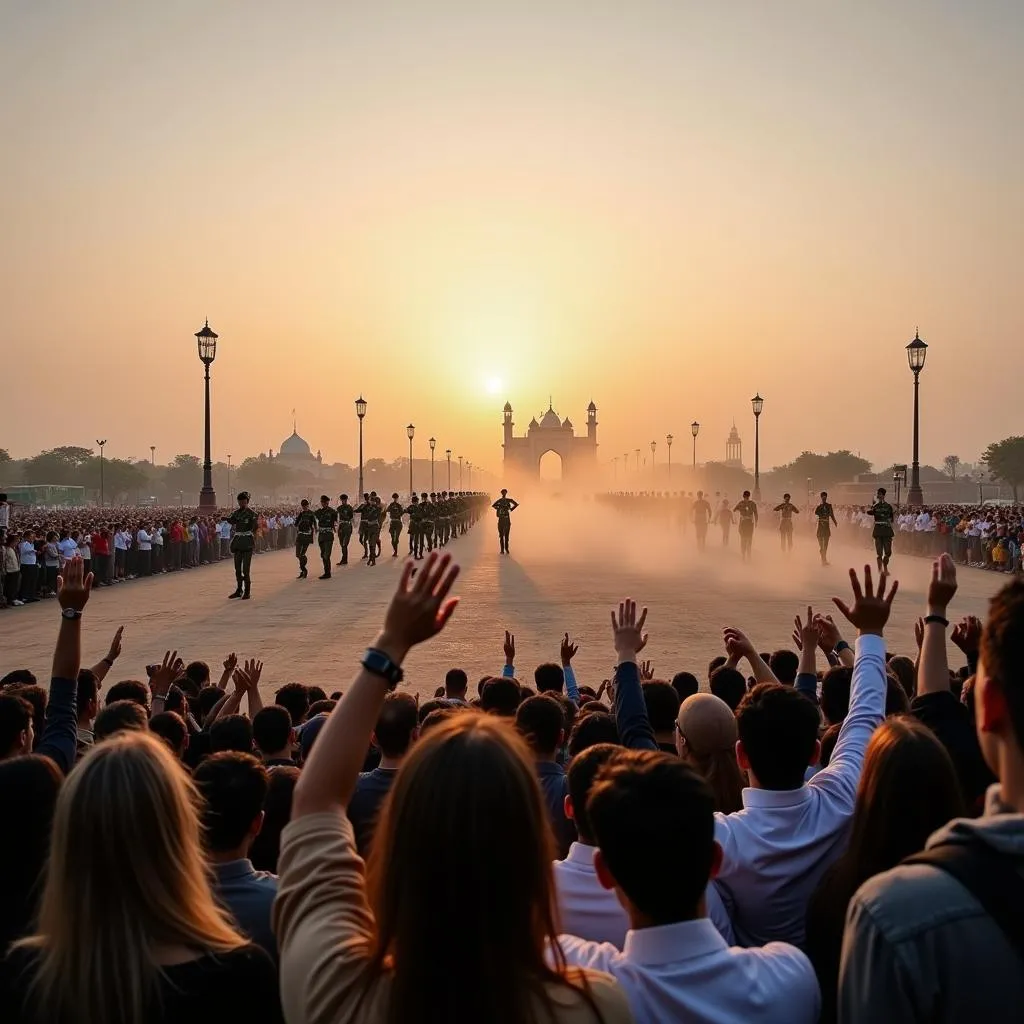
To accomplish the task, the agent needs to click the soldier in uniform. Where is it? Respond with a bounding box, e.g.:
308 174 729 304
361 493 382 567
692 490 712 550
336 494 354 565
773 493 800 553
386 492 405 557
492 488 519 554
227 492 258 600
813 491 839 566
294 499 316 579
717 499 733 547
870 486 896 573
406 493 421 557
419 493 435 555
436 491 449 547
314 495 339 580
355 492 371 560
734 491 759 561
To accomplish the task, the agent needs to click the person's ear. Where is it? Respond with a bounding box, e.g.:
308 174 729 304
250 809 265 839
564 794 575 821
558 728 566 749
735 740 751 773
708 840 724 880
593 848 616 891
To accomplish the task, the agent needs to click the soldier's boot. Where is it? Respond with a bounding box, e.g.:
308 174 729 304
242 579 251 600
228 586 243 599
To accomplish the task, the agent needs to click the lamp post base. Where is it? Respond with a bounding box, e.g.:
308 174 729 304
198 486 218 512
907 485 924 507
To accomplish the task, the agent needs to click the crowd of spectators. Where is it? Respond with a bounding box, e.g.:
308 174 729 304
1 549 1022 1023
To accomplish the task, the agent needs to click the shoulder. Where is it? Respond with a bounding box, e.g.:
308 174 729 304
558 967 632 1021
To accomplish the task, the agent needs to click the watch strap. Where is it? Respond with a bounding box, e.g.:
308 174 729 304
362 648 404 689
924 614 950 628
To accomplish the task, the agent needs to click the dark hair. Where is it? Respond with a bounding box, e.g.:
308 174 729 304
209 713 253 754
887 656 916 701
275 682 310 726
769 650 800 686
981 581 1024 748
8 685 46 744
534 663 564 695
94 700 148 741
148 711 188 755
566 744 621 844
642 682 681 733
252 705 293 756
105 679 149 708
885 675 910 716
819 723 841 768
416 698 451 724
820 666 853 725
184 661 211 688
671 672 700 703
194 751 269 852
374 693 419 758
445 668 468 696
308 699 336 718
707 656 727 681
196 685 223 721
76 669 98 713
164 687 189 720
307 685 328 704
249 765 300 872
420 707 464 734
710 667 747 712
515 695 564 756
736 682 820 790
0 694 33 755
0 669 36 688
481 677 521 717
588 750 714 924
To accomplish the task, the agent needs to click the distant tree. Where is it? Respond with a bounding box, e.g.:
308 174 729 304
237 455 293 496
943 454 960 480
86 458 148 501
982 437 1024 502
23 446 95 485
162 454 202 496
767 451 873 493
0 448 10 464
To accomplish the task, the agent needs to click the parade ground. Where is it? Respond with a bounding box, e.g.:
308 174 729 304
0 501 1007 698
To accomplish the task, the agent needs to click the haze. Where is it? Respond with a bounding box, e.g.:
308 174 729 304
2 1 1021 473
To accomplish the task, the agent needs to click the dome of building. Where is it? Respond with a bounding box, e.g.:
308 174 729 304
280 430 312 457
562 417 573 429
540 406 562 429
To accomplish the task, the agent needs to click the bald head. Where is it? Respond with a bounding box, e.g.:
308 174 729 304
676 693 738 756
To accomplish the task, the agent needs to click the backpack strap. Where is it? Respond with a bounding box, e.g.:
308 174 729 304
905 840 1024 958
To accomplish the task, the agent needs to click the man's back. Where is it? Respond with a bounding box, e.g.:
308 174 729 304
212 858 279 961
347 767 399 857
553 843 630 948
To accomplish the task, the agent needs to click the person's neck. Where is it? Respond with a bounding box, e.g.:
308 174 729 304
654 730 675 746
629 897 704 931
210 843 251 866
446 691 466 702
534 751 559 766
263 748 293 763
378 753 404 771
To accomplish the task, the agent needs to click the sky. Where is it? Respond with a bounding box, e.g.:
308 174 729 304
2 1 1021 476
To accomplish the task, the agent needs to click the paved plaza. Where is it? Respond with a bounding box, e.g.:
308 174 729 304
1 503 1006 699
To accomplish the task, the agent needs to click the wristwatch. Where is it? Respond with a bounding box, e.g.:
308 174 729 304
361 648 404 689
61 608 82 620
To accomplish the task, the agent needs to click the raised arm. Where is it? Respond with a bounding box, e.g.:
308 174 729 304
88 625 124 684
501 630 516 677
918 554 957 697
611 599 657 751
560 633 581 702
794 607 819 702
722 627 778 684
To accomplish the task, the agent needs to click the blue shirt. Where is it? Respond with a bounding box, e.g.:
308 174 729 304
212 859 279 961
347 767 399 857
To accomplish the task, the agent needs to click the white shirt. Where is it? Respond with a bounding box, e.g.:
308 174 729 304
57 538 78 562
77 538 91 558
19 541 37 565
559 918 819 1024
267 516 278 529
114 531 129 551
713 634 886 948
0 503 9 530
219 521 231 539
137 529 152 551
151 528 164 546
554 843 631 948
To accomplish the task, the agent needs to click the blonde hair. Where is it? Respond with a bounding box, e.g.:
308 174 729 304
17 730 245 1024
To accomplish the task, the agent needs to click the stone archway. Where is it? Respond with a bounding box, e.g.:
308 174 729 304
538 449 564 481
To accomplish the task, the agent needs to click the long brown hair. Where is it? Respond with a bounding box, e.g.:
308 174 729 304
364 712 601 1024
17 731 246 1024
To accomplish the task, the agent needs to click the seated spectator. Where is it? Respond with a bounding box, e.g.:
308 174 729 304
149 711 189 760
274 683 309 726
567 710 619 757
0 693 33 760
0 732 282 1023
194 752 278 961
105 678 149 708
516 694 576 857
249 765 300 874
209 713 254 754
710 666 747 712
75 669 100 758
641 681 681 753
676 693 746 813
444 667 469 703
558 749 819 1022
252 705 296 766
348 692 418 857
554 744 631 947
94 699 148 741
481 676 521 716
670 671 699 703
770 649 800 686
273 555 631 1024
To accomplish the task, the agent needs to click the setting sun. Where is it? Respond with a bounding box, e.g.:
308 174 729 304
485 376 504 396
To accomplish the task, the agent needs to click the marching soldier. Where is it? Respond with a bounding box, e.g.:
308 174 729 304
436 491 449 546
870 486 896 573
336 494 354 565
227 492 258 600
406 492 422 558
717 498 733 547
492 489 519 554
773 494 800 553
814 491 839 566
386 493 405 557
734 491 759 561
294 499 316 578
314 495 339 580
362 493 383 567
420 493 435 554
355 492 371 560
692 490 712 550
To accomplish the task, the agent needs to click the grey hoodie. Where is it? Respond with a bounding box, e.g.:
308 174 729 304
838 784 1024 1022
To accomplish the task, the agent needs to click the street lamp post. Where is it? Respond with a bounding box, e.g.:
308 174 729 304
906 329 928 506
96 439 107 506
691 421 700 468
356 396 367 498
407 424 415 495
195 320 219 510
635 448 641 473
467 462 472 489
612 456 618 483
751 394 764 501
666 434 673 483
624 453 630 480
150 445 156 468
429 437 436 490
445 448 452 490
227 455 232 496
650 440 657 486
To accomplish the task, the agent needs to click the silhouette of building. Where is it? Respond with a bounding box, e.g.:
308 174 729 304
725 424 743 468
502 399 598 479
272 421 323 475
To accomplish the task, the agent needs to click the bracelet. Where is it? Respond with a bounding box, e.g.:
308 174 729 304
102 657 115 668
924 614 949 627
834 640 851 655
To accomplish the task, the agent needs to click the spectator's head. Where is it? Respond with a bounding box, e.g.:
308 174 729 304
1 669 36 689
94 700 149 742
373 693 419 760
252 705 294 760
707 656 726 682
885 675 911 716
420 706 462 734
642 682 681 741
676 693 746 813
515 694 565 760
249 765 300 873
709 667 747 712
977 580 1024 782
417 698 452 724
588 750 717 926
299 713 329 763
671 671 699 703
184 661 210 689
194 751 269 859
820 665 852 725
76 669 99 726
565 743 621 845
769 650 799 686
480 676 521 717
888 656 916 701
274 682 310 726
444 668 468 700
0 693 34 760
819 723 841 768
567 711 619 757
208 713 253 754
196 686 223 721
148 712 188 759
307 685 328 704
22 732 245 1024
8 685 46 745
534 663 565 695
105 679 149 709
736 682 820 790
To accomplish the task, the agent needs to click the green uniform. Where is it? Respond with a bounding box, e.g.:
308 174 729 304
773 501 799 552
814 502 837 564
492 495 518 553
870 499 896 568
314 505 339 577
362 501 382 565
734 499 758 560
336 502 354 564
294 508 316 576
386 501 404 555
227 506 258 597
355 501 370 558
419 498 435 556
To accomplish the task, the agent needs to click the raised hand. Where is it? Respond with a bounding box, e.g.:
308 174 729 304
503 630 516 665
722 627 756 662
611 598 648 660
223 652 238 675
832 566 899 636
927 553 958 615
57 556 93 612
794 606 818 653
951 615 982 657
813 614 842 654
106 625 124 662
380 552 460 658
560 632 579 667
150 650 184 698
234 658 263 690
640 659 654 681
914 617 925 651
